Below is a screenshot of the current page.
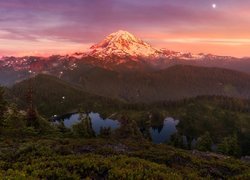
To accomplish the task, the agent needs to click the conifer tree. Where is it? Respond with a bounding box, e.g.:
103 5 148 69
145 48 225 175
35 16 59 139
26 80 39 128
196 132 213 152
72 113 95 138
218 134 241 157
0 87 7 126
99 127 111 138
118 115 143 139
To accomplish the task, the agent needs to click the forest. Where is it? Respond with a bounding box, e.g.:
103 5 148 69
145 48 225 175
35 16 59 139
1 86 250 179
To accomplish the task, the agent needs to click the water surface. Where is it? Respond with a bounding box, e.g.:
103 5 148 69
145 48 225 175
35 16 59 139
56 113 179 143
150 117 179 144
57 112 120 135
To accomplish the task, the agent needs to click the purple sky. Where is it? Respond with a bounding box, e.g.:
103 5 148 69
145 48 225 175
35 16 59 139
0 0 250 57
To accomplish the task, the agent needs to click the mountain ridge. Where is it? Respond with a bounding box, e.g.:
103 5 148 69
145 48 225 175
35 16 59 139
0 30 242 63
59 64 250 102
1 30 250 86
87 30 238 62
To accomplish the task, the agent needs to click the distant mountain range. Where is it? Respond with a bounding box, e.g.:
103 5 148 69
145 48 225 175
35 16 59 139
2 30 250 105
1 30 250 86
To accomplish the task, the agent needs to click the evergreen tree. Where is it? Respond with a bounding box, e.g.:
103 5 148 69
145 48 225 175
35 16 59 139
170 133 187 149
2 105 26 135
218 134 241 157
99 127 111 138
3 105 25 128
26 107 40 128
26 81 40 129
196 132 213 152
0 87 7 126
72 113 95 138
150 109 164 122
138 113 151 140
57 121 69 134
118 115 143 139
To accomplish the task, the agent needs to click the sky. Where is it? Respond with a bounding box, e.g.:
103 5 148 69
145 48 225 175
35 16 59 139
0 0 250 57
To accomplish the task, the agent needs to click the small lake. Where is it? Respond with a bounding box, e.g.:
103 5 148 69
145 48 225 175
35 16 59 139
54 113 179 143
55 112 120 135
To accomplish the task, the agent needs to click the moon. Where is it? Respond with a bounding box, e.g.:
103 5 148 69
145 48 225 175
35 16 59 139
212 3 217 9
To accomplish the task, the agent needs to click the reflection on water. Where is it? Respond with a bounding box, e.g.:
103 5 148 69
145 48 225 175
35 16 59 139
55 113 179 143
150 117 179 144
56 112 120 135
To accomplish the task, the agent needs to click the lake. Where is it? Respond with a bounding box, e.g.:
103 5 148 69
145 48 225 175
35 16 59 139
54 113 179 143
55 112 120 135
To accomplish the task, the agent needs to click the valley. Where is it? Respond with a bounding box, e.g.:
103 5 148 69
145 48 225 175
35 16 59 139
5 73 250 156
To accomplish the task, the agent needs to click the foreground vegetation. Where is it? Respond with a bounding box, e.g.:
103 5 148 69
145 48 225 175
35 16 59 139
0 137 249 179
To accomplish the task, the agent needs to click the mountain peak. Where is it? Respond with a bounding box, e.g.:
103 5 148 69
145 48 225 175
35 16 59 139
87 30 233 62
89 30 159 59
107 30 142 43
110 30 135 37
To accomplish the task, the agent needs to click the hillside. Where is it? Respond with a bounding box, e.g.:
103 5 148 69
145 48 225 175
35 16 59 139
8 73 250 156
9 65 250 111
61 65 250 102
9 74 123 117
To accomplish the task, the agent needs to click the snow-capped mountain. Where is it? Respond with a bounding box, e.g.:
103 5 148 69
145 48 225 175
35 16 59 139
0 30 240 68
88 30 161 59
87 30 237 62
0 30 249 86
